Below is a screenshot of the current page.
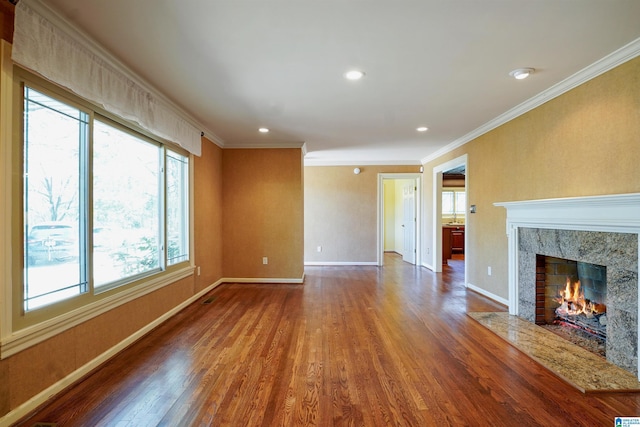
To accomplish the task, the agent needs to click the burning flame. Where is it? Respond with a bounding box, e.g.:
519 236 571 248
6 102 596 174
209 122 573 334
555 278 606 318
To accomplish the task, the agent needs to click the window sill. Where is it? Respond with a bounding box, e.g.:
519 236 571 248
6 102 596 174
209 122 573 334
0 265 195 359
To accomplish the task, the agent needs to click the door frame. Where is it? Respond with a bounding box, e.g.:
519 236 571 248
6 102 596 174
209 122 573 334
377 173 422 266
432 155 468 285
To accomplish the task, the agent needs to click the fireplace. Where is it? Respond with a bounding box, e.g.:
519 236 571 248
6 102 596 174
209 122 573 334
495 194 640 377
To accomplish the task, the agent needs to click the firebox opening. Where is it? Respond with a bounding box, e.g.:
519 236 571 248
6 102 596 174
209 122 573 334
536 255 607 358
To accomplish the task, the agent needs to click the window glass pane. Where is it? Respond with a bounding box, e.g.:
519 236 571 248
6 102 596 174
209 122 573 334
455 191 466 214
93 120 161 287
23 87 88 310
442 191 454 215
166 151 189 266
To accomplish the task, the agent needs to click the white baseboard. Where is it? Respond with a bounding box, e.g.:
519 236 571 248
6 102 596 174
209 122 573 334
422 262 435 271
222 275 305 284
304 261 378 266
466 282 509 306
0 279 225 427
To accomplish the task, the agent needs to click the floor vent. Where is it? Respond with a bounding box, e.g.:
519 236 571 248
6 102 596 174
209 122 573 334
32 423 58 427
202 296 217 305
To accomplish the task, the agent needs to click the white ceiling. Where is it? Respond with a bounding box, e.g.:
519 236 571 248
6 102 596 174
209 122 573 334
42 0 640 165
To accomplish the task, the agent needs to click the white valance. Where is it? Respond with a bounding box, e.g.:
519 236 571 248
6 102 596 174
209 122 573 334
12 0 202 156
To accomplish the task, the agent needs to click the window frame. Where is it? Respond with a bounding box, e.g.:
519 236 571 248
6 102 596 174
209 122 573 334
442 187 466 219
2 65 194 357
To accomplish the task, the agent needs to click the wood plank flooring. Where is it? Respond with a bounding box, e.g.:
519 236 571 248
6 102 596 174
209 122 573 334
16 254 640 426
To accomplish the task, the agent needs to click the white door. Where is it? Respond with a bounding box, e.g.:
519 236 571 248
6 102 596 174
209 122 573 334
402 183 416 264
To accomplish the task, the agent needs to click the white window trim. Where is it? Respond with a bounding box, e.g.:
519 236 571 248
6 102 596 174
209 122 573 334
0 41 14 360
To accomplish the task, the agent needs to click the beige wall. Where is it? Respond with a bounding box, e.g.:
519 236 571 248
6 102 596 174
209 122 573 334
304 166 420 263
423 56 640 300
222 148 304 280
383 180 396 251
194 139 224 291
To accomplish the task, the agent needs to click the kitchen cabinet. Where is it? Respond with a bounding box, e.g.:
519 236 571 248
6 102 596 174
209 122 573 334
442 225 464 264
451 229 464 253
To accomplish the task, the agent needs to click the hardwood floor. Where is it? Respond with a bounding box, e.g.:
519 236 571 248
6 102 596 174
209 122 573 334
17 254 640 426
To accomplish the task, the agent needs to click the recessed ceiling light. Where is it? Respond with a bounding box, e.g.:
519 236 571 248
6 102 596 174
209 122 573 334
344 70 365 80
416 126 429 132
258 127 269 133
509 68 535 80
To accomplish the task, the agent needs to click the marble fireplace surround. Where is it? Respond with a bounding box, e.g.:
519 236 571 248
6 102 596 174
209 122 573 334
495 193 640 377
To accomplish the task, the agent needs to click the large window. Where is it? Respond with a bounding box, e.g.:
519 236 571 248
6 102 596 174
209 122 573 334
166 151 190 266
23 87 88 310
93 120 161 288
20 82 190 314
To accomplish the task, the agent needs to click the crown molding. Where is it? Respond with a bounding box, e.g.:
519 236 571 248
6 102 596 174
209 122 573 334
224 141 306 150
304 158 421 166
421 36 640 165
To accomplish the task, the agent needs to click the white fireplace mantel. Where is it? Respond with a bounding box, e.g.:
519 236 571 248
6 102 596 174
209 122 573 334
494 193 640 316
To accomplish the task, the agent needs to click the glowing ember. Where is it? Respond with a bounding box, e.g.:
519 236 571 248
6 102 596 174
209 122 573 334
555 278 606 318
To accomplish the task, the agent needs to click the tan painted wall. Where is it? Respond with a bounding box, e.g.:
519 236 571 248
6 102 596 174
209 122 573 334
423 56 640 300
304 166 420 263
383 180 396 251
0 136 226 419
222 148 304 280
194 139 224 291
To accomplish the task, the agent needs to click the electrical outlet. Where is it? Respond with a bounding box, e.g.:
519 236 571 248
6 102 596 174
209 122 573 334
197 266 201 276
317 246 322 252
488 266 492 276
263 257 268 265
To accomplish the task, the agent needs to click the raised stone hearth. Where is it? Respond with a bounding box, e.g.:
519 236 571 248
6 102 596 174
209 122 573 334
495 193 640 378
469 312 640 392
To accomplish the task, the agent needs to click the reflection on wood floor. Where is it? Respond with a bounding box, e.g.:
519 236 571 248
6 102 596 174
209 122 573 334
17 253 640 426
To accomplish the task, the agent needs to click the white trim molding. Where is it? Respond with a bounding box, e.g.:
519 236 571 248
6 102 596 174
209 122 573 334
377 173 422 267
432 155 468 280
467 282 509 307
304 159 422 166
221 275 306 284
304 261 378 266
0 41 14 357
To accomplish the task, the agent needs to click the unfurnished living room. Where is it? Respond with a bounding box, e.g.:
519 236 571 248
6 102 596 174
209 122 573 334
1 1 640 426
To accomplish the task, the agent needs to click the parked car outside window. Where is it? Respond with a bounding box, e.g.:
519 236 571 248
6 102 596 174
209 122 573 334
26 222 79 265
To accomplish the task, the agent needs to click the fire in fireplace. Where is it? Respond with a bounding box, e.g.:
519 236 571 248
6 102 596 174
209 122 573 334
536 255 607 356
555 277 607 340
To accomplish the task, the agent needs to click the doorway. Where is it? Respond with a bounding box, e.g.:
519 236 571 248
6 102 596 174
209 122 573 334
432 155 468 284
377 173 421 266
